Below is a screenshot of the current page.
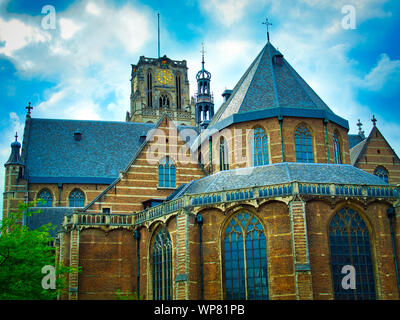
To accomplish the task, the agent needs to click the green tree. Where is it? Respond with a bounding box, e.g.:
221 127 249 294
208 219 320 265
0 201 78 300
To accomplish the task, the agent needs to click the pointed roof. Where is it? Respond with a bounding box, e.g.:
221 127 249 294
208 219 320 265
209 42 348 130
5 133 23 166
350 125 400 166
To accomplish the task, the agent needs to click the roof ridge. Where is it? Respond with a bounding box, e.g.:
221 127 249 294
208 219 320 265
266 42 280 108
30 117 156 126
209 45 266 126
237 44 271 112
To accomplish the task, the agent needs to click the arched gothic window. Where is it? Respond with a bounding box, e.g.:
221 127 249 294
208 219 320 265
69 189 85 207
252 127 269 166
223 212 268 300
159 94 170 108
329 207 376 300
374 166 389 183
333 131 342 164
219 137 229 171
37 189 53 207
147 72 153 107
176 74 182 109
158 156 176 188
152 227 173 300
295 126 314 163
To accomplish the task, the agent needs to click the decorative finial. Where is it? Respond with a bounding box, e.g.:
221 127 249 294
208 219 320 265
356 119 362 132
26 102 33 116
357 119 365 139
15 132 18 141
262 17 272 42
371 115 377 127
201 42 205 69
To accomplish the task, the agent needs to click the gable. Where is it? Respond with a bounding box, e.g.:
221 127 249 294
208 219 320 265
352 126 400 184
84 114 205 213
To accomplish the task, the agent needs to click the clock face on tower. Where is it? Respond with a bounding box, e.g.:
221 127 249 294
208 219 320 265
157 69 173 85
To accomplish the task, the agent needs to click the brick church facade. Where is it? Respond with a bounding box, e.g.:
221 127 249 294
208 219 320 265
3 38 400 300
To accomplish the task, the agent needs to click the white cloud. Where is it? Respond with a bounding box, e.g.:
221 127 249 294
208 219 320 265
199 0 257 26
86 2 101 16
59 18 82 40
358 53 400 92
0 17 50 56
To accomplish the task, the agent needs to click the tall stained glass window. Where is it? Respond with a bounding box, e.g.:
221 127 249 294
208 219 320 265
219 137 229 171
295 126 314 163
224 212 268 300
152 227 173 300
329 207 376 300
147 72 153 107
158 156 176 188
333 132 342 164
252 127 269 166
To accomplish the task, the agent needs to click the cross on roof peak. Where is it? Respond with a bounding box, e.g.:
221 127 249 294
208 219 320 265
357 119 363 130
262 17 272 42
26 102 33 116
371 115 377 127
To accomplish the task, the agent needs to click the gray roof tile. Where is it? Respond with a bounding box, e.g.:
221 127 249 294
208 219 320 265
22 118 198 182
210 42 340 128
177 163 388 196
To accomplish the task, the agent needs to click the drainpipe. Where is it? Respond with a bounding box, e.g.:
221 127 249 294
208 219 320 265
209 136 213 175
278 115 284 162
324 119 330 163
133 229 140 300
387 206 400 297
58 183 63 207
196 213 204 299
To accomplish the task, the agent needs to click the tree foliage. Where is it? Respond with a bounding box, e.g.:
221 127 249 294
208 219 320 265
0 201 78 300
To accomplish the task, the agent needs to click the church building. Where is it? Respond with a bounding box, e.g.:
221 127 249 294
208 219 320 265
3 32 400 300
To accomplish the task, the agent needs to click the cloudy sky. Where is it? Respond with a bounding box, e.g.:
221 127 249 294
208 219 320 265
0 0 399 213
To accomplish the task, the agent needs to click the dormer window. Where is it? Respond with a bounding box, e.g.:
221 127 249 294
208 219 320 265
273 54 283 66
73 129 82 141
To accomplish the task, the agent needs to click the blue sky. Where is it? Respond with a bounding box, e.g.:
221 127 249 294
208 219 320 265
0 0 400 213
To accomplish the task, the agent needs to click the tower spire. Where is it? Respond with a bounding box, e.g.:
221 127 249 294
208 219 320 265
157 13 160 58
195 43 214 129
201 42 205 70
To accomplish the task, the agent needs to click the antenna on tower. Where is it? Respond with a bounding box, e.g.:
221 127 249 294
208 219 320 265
157 13 160 58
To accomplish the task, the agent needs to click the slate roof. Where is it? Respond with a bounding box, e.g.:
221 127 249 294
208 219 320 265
21 117 199 184
24 207 74 237
348 134 365 149
350 139 368 166
208 42 349 130
170 163 389 198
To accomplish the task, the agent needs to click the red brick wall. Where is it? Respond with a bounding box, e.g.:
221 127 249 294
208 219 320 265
200 117 350 173
78 228 136 300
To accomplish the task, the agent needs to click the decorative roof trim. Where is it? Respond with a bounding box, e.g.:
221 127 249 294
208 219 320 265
28 176 116 185
209 106 349 132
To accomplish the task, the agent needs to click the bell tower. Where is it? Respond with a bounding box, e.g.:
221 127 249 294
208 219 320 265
126 55 195 126
195 44 214 129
